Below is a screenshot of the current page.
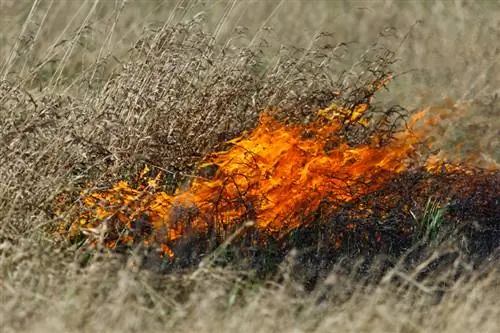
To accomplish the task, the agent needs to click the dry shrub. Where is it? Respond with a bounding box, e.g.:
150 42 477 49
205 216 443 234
0 17 386 239
84 20 352 178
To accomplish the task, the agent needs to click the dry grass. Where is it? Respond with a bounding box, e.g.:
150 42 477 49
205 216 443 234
1 1 499 332
1 240 499 333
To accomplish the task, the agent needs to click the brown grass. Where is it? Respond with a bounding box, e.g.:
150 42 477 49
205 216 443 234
1 1 499 332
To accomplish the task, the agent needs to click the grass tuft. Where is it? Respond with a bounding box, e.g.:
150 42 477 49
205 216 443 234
411 196 448 244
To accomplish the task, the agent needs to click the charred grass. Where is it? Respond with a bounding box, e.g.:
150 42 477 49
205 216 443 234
1 1 499 332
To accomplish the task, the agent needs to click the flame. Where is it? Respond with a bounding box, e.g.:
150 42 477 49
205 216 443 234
56 82 498 258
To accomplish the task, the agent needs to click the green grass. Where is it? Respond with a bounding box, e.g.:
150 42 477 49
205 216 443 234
411 197 448 243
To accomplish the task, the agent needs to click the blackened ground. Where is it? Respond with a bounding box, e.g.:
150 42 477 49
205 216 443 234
134 167 499 291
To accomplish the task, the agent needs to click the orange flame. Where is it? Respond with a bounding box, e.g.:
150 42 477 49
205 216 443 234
58 84 497 257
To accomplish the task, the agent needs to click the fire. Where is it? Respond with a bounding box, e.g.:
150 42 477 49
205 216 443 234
56 80 498 258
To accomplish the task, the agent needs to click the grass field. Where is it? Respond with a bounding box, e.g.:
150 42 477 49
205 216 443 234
1 1 499 332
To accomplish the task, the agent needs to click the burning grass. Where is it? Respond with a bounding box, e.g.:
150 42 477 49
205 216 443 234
55 76 500 274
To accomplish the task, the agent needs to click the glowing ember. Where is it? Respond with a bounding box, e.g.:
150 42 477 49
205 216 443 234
56 80 498 258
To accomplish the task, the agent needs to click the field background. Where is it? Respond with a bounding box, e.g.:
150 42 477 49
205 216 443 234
1 1 499 332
